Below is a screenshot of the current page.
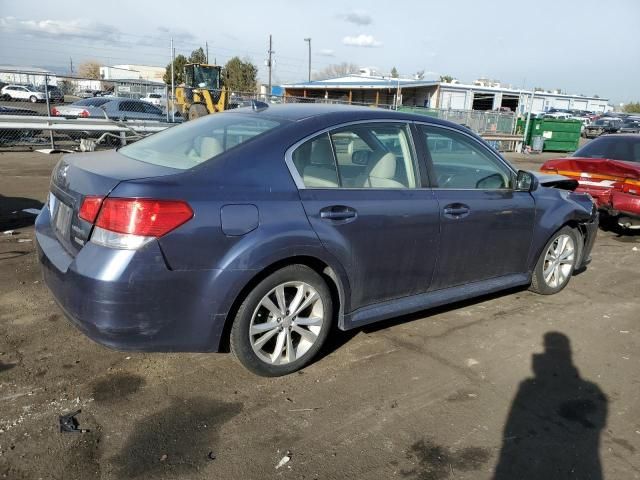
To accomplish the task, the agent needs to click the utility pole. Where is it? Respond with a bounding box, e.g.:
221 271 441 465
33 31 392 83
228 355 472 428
304 37 311 82
267 34 274 97
69 57 73 74
206 41 209 63
170 38 175 122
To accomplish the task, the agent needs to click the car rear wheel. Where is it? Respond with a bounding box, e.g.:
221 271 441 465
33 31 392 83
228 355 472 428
230 265 333 376
29 95 38 103
530 226 579 295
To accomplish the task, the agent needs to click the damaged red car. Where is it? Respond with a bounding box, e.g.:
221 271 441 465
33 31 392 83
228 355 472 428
541 134 640 230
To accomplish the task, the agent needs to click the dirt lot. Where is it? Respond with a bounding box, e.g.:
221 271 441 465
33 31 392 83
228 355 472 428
0 150 639 480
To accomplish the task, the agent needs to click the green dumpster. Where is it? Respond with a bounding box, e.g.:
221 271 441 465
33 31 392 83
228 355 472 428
516 118 582 152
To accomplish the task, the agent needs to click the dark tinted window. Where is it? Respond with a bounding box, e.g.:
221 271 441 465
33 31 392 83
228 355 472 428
573 136 640 163
119 101 146 113
74 98 110 107
142 103 162 115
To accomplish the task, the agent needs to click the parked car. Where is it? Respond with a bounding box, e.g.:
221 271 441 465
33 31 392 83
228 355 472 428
618 119 640 134
541 134 640 230
1 84 48 103
583 118 623 138
37 85 64 103
52 97 166 121
141 92 165 107
36 105 598 376
76 89 99 99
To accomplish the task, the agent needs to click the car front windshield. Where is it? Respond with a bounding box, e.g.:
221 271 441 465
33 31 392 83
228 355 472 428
119 113 283 170
573 136 640 163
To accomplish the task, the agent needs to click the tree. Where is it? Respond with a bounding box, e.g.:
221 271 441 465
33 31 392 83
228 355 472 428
312 62 359 80
78 61 101 79
223 57 258 93
623 102 640 113
439 75 454 83
390 67 398 78
163 54 188 85
57 79 74 95
189 47 207 64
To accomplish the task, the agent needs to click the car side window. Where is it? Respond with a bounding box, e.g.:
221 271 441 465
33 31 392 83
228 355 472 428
142 103 161 115
291 133 340 188
419 125 512 189
330 123 417 189
120 101 145 113
290 123 418 189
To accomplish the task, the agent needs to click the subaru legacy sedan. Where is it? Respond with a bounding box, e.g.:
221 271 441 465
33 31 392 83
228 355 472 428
36 104 598 376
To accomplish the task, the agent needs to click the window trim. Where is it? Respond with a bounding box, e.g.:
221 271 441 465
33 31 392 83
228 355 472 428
285 120 423 190
414 122 517 191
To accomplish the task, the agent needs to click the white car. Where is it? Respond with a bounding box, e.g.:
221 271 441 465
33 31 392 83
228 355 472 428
1 84 48 103
141 93 165 107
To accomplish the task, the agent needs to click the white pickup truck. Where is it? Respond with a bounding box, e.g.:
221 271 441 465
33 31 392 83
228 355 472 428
141 93 165 107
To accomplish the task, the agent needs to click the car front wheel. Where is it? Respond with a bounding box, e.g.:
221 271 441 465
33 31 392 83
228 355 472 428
530 226 579 295
29 95 38 103
230 265 333 376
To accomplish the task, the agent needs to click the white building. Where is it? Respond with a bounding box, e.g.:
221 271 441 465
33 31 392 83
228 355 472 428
0 66 58 86
283 74 612 113
100 64 164 82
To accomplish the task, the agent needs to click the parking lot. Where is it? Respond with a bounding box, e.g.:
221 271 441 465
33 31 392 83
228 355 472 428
0 150 639 479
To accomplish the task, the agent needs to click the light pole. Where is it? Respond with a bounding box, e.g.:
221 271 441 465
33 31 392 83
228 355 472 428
304 38 311 82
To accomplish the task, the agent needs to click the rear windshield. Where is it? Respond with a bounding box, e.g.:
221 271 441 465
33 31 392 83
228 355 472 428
573 136 640 163
74 98 110 107
119 113 283 169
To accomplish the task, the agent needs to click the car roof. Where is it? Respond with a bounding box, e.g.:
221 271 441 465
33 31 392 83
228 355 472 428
228 103 464 129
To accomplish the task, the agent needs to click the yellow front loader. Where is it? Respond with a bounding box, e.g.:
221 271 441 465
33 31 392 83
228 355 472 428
175 63 228 120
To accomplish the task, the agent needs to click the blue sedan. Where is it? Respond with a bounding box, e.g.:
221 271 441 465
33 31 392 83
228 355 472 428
36 104 598 376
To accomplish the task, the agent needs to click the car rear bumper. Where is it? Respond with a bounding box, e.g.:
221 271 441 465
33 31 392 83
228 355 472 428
576 186 640 219
35 206 242 352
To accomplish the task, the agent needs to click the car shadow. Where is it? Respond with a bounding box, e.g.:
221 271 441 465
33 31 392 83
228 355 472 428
599 215 640 241
492 332 607 479
0 194 43 230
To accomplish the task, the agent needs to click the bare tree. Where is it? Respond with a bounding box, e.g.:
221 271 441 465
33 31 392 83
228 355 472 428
312 62 360 80
78 61 102 79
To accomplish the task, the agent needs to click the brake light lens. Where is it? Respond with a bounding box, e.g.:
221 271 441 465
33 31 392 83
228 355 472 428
51 107 59 116
95 198 193 237
78 110 90 118
78 196 104 223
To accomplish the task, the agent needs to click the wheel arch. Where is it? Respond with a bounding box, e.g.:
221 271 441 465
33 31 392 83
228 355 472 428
217 255 349 353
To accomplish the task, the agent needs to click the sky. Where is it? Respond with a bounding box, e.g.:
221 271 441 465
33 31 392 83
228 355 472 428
0 0 638 103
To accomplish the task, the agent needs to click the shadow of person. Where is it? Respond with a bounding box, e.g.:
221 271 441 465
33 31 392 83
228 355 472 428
493 332 608 480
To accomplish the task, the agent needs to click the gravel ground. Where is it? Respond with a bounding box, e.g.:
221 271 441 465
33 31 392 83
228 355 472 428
0 150 639 480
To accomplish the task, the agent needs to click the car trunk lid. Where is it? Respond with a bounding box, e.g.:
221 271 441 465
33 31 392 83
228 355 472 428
49 150 182 255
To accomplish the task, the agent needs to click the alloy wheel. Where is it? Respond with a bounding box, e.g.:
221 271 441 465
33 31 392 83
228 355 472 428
249 281 324 365
542 234 575 288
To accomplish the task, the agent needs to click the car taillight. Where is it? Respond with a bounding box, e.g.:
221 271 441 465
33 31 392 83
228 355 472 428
623 178 640 195
51 107 59 116
89 198 193 249
78 110 90 118
78 196 104 223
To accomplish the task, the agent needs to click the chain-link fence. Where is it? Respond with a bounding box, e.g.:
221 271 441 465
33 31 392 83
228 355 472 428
0 68 518 151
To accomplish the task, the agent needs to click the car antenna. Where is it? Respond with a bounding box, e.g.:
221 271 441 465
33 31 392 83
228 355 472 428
251 100 269 112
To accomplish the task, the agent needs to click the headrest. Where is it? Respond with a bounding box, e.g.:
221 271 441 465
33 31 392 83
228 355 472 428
310 138 334 165
199 137 224 159
369 152 396 178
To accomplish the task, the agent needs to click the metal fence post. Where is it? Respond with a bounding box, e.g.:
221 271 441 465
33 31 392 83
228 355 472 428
44 74 55 149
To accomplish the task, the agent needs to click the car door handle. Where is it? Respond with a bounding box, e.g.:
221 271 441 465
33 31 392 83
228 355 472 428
320 206 357 221
443 203 470 218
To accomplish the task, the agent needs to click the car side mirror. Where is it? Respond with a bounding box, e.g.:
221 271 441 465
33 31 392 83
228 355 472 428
515 170 538 192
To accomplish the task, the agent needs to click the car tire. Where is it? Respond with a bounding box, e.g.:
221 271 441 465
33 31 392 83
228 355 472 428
230 265 333 376
29 96 38 103
530 226 579 295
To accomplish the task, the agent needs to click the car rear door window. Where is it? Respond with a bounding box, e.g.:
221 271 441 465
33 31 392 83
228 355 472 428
419 125 513 189
142 103 162 115
120 101 145 113
291 123 418 189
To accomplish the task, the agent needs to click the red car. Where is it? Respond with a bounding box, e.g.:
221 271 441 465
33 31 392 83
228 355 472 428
541 134 640 230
